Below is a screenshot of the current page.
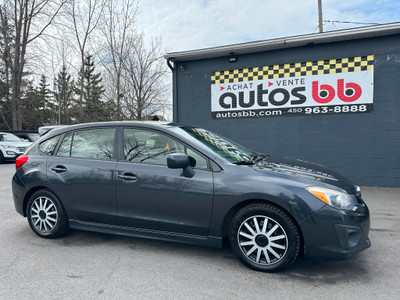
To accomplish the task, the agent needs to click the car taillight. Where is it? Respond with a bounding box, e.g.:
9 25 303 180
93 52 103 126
16 155 29 171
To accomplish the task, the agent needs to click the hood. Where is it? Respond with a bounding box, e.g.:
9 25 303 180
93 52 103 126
0 141 32 148
254 156 356 194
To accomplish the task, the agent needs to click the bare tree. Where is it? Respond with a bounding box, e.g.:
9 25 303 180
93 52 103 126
68 0 104 122
1 0 170 128
121 35 169 120
0 0 67 130
98 0 138 120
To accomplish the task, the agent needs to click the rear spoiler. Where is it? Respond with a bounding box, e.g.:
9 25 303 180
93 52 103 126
38 125 68 136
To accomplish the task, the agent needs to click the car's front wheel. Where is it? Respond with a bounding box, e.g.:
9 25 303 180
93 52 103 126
26 190 69 238
229 203 300 272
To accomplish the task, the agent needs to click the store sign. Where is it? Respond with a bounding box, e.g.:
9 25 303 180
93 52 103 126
211 55 374 119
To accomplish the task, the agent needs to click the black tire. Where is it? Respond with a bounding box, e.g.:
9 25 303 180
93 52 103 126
229 203 300 272
26 189 69 238
0 151 4 164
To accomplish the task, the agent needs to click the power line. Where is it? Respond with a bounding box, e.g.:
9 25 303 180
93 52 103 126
313 19 380 33
324 20 380 26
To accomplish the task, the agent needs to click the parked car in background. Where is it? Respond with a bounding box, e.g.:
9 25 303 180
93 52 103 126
16 132 40 142
12 122 370 272
0 130 40 142
0 132 32 163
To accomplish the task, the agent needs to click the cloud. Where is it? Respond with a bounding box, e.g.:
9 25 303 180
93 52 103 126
136 0 400 52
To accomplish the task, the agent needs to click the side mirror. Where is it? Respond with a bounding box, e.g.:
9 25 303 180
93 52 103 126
167 153 195 178
188 156 196 167
167 153 190 169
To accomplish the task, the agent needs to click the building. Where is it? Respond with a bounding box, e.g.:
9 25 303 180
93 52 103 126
165 22 400 187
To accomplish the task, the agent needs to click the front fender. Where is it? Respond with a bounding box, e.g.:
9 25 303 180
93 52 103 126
208 169 325 237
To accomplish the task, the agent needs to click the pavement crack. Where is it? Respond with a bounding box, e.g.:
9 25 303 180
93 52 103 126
107 255 121 280
97 255 121 296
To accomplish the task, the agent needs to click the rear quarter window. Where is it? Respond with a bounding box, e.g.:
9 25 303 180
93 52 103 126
39 136 60 156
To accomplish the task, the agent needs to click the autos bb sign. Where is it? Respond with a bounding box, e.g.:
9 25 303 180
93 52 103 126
211 55 374 119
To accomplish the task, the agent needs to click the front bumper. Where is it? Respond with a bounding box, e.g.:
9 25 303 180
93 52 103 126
300 203 370 259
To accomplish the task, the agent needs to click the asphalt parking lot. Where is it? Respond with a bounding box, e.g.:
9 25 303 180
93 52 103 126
1 162 400 300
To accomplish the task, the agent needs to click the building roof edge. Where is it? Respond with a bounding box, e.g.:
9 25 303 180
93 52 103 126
165 22 400 62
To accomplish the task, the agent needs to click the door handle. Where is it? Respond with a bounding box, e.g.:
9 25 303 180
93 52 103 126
118 173 138 181
51 165 67 173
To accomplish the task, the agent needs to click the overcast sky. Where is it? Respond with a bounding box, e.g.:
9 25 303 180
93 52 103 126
136 0 400 53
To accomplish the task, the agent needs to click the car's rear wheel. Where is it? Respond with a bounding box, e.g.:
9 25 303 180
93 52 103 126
229 203 300 272
26 190 69 238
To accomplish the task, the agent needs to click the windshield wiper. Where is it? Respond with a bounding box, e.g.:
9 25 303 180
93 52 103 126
249 153 269 163
233 160 255 165
233 153 269 165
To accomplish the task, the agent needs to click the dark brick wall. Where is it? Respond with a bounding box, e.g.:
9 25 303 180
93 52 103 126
173 35 400 187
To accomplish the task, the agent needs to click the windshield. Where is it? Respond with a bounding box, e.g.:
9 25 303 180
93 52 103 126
0 133 23 142
180 127 256 163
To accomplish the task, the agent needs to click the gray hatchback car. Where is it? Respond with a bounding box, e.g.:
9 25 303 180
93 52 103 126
12 122 370 272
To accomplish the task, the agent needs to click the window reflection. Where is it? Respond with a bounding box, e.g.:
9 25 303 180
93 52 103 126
124 129 184 165
57 128 115 160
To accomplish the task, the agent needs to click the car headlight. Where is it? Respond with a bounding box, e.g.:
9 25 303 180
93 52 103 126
355 185 362 197
0 144 15 149
306 186 359 210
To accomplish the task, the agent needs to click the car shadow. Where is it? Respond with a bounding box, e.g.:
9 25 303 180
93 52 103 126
281 254 371 284
52 229 370 283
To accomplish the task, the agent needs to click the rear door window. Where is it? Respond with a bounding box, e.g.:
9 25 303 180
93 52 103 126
56 128 115 160
57 133 73 157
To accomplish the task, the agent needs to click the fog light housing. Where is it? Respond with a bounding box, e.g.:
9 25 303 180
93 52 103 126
335 224 362 249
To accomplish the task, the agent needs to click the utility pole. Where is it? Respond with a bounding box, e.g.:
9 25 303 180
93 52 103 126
53 78 61 125
318 0 323 33
57 78 61 125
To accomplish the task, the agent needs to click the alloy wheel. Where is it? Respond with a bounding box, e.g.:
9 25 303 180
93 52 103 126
237 215 288 265
30 196 58 233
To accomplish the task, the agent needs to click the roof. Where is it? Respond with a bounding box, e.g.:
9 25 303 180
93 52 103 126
165 22 400 62
42 121 171 138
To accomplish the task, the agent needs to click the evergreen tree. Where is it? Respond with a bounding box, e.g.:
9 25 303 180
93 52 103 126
56 66 75 124
0 8 14 130
37 75 53 125
76 55 108 122
21 82 42 130
0 79 10 129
